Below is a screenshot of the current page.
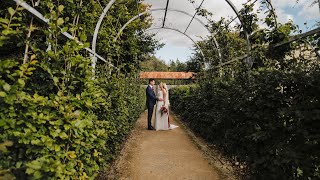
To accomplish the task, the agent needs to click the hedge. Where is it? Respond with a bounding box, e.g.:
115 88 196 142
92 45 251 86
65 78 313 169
170 69 320 179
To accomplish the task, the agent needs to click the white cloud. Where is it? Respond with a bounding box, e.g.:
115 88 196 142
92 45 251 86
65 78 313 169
272 0 319 21
148 27 196 47
276 8 294 24
298 1 319 20
272 0 296 8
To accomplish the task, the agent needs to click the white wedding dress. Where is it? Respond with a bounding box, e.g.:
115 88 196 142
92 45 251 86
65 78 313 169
154 90 178 131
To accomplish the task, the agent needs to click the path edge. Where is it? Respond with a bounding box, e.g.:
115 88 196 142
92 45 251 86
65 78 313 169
96 111 147 180
170 112 238 180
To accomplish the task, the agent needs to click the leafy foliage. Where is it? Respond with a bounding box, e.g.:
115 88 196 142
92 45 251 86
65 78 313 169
140 55 169 72
0 0 155 179
172 1 320 179
171 67 320 179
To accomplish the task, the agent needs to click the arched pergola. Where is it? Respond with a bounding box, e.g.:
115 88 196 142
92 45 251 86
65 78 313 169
145 27 206 60
113 8 222 60
113 8 221 51
91 0 255 70
91 7 223 69
17 0 320 72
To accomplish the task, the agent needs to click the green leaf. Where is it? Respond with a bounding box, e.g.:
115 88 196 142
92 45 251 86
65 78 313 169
64 124 70 130
47 50 54 58
18 79 25 87
0 18 10 24
297 167 303 177
3 83 11 91
61 27 68 32
31 139 40 145
0 91 6 97
72 110 81 118
30 60 38 65
0 141 13 152
93 149 99 157
54 145 61 152
59 132 68 139
80 33 87 42
85 100 92 107
26 168 35 175
8 7 15 16
67 151 77 159
34 171 42 179
58 5 64 13
53 77 59 83
16 162 22 168
57 18 64 26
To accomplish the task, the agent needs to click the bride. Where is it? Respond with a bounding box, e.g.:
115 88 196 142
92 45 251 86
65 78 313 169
154 82 178 131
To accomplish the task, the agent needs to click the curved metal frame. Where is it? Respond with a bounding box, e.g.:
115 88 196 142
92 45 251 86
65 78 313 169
224 0 251 66
15 0 278 70
90 0 283 69
113 8 221 61
264 0 278 29
145 27 206 60
11 0 316 69
91 0 116 69
91 0 255 69
184 0 205 34
114 8 211 41
13 0 113 67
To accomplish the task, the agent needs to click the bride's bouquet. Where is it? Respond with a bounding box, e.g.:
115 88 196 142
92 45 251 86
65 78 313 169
160 106 168 116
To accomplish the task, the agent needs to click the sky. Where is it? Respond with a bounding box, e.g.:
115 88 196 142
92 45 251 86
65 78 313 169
142 0 320 64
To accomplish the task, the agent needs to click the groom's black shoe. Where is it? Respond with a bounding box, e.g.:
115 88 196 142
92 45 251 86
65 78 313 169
147 126 155 130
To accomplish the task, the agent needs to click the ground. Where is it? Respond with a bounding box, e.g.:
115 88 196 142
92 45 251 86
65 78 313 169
101 110 237 180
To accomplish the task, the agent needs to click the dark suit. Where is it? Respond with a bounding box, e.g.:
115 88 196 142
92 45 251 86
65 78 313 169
146 85 157 129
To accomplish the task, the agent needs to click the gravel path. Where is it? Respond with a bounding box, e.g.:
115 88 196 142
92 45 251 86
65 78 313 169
109 110 235 180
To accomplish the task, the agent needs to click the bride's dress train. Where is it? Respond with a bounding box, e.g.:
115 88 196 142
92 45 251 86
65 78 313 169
154 90 178 131
169 124 179 130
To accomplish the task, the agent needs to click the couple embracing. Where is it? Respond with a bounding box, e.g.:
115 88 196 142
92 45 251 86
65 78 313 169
146 79 178 131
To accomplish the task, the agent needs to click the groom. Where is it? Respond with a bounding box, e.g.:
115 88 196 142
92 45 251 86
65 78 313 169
146 79 162 130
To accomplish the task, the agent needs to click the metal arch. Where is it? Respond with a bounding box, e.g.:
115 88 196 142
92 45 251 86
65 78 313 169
213 0 258 36
224 0 251 53
92 0 251 46
113 8 222 60
114 8 222 61
146 27 206 60
115 8 211 41
264 0 278 29
12 0 117 69
214 0 277 38
92 0 253 68
91 0 116 69
162 0 170 27
184 0 205 34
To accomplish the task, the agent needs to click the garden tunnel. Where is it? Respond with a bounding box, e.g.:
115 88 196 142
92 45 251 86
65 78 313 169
91 0 254 70
2 1 320 179
13 0 320 71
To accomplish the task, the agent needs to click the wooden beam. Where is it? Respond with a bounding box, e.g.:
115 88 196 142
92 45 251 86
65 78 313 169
140 72 195 79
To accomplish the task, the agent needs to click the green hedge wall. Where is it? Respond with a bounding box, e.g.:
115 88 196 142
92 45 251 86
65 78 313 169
0 60 145 179
170 69 320 179
0 59 146 179
0 0 151 179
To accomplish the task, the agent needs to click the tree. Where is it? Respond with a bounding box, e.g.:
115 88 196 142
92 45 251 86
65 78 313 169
140 55 169 71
